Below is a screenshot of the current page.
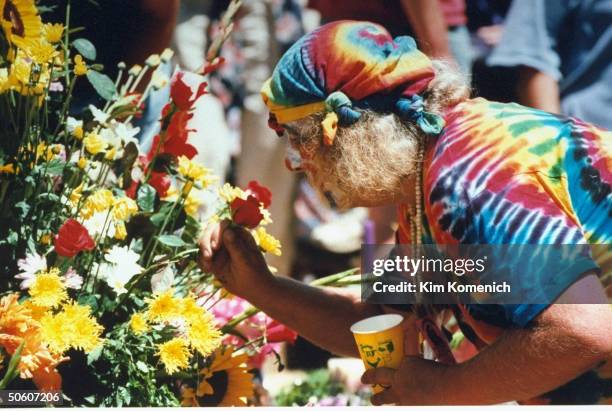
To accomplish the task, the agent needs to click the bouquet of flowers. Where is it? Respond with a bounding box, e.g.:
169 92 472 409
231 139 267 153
0 0 354 406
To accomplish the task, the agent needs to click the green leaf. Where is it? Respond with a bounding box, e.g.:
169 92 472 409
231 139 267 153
45 158 66 176
157 234 186 248
87 345 103 365
0 341 24 389
86 70 116 101
137 184 156 213
72 38 97 60
135 361 148 373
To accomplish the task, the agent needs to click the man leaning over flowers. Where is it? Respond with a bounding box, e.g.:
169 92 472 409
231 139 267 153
199 21 612 405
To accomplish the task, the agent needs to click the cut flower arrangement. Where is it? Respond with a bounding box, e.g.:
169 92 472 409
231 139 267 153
0 0 360 406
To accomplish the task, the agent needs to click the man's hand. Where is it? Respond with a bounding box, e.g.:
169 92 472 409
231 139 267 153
198 221 274 299
362 357 450 405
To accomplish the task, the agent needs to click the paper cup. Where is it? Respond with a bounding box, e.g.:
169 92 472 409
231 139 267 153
350 314 404 393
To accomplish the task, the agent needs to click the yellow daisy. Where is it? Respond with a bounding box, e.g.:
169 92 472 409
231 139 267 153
252 227 282 256
43 22 63 43
157 338 191 375
28 268 67 308
61 303 103 352
177 156 215 187
218 183 246 203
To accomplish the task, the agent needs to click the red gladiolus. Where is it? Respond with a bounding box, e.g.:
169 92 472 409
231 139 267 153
266 319 298 344
54 219 95 257
230 195 264 228
246 180 272 208
149 171 171 198
170 72 208 111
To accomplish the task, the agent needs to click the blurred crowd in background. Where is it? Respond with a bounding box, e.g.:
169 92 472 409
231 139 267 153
48 0 612 398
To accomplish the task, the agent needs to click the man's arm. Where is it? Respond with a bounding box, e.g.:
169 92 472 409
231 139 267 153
364 274 612 404
247 275 383 357
517 67 561 113
200 223 382 358
399 0 453 61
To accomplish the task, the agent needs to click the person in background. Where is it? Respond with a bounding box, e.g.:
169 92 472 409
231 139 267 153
465 0 515 102
488 0 612 129
308 0 473 78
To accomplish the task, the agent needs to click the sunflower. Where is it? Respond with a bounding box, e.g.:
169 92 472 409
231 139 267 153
0 0 42 46
181 347 254 407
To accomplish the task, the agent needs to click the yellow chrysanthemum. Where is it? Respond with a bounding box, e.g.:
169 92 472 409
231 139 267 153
28 268 67 308
218 183 246 203
129 312 148 334
85 189 114 212
73 54 87 76
43 22 64 43
39 312 69 354
61 303 103 352
112 196 138 221
252 227 281 256
177 156 215 187
145 289 181 322
39 303 103 354
182 347 254 407
83 132 107 155
157 338 191 375
187 319 222 357
0 0 42 46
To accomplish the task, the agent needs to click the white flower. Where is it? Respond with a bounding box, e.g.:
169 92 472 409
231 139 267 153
111 121 140 145
89 105 110 124
16 252 47 289
63 267 83 290
66 116 83 133
97 245 143 295
83 211 116 238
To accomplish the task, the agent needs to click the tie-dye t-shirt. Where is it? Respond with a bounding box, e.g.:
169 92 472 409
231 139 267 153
396 98 612 404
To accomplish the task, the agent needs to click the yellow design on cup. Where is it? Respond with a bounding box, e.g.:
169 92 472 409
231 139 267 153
350 314 404 394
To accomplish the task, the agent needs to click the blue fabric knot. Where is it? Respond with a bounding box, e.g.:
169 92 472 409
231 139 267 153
325 91 362 126
395 95 445 135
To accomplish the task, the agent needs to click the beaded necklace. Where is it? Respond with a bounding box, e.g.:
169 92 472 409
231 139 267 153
408 136 425 246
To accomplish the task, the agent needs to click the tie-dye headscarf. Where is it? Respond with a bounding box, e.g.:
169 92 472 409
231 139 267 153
261 20 445 145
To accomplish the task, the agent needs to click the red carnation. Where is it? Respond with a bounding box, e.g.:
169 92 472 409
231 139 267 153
54 219 95 257
230 195 264 228
266 319 298 344
246 180 272 208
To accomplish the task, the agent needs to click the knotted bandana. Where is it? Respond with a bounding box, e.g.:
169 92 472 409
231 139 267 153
261 20 445 144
